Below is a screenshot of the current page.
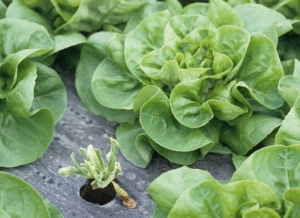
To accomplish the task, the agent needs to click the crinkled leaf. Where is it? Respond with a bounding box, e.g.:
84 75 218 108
0 50 40 99
0 172 50 218
169 180 280 217
170 79 249 128
125 11 171 84
148 167 214 214
32 62 67 123
221 114 282 155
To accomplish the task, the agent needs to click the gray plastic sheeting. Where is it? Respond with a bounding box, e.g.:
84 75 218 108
3 68 235 218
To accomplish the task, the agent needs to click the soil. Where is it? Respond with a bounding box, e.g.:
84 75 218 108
79 179 116 205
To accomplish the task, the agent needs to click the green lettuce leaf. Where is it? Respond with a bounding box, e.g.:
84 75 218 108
231 145 300 203
148 167 214 215
0 171 51 218
32 62 67 123
169 180 280 217
75 32 138 123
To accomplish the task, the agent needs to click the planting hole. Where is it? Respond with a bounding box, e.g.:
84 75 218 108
80 180 116 205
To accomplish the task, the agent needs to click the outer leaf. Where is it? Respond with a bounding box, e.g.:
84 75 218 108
234 3 292 37
150 139 202 165
231 145 300 201
0 18 53 57
152 205 168 218
275 107 300 145
278 75 300 108
116 122 152 168
54 0 149 33
0 108 54 167
169 180 280 217
135 133 155 165
32 62 67 123
148 167 214 214
0 49 42 99
0 172 50 218
92 58 142 110
44 201 64 218
38 31 86 63
221 114 282 155
75 32 138 123
6 0 53 33
5 60 36 118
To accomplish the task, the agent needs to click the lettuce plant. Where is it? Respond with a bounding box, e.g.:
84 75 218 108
148 145 300 217
58 138 137 209
0 18 68 167
86 0 292 167
0 171 64 218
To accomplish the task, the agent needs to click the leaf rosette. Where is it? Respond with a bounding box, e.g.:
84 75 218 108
83 0 291 167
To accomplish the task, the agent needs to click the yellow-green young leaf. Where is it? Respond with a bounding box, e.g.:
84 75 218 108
86 145 104 172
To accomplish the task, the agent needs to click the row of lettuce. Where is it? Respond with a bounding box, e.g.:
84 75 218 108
0 0 300 217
